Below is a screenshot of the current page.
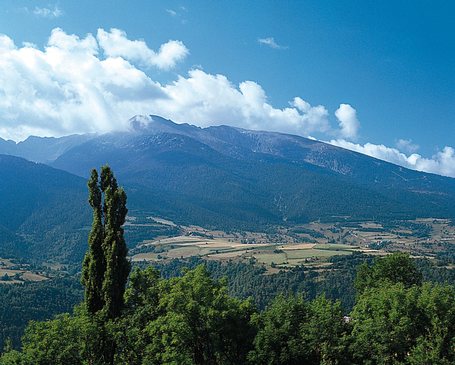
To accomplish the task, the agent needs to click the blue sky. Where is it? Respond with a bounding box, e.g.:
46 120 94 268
0 1 454 176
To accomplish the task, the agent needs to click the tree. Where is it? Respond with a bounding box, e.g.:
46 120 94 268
350 282 455 365
81 169 104 314
142 265 256 365
249 295 308 365
81 166 130 319
300 295 350 364
350 283 421 364
249 294 350 365
355 252 422 294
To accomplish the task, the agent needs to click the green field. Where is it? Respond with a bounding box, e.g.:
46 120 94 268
131 235 368 270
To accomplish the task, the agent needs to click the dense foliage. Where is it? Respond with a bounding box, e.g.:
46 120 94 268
0 253 453 365
1 165 454 363
1 253 454 353
0 278 83 349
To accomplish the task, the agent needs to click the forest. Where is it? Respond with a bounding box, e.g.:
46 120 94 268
0 253 453 365
0 167 454 364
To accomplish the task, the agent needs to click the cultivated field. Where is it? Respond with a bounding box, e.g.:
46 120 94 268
129 215 455 270
0 259 48 284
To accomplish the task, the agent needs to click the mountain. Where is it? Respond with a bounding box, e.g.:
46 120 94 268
46 115 455 227
0 134 94 164
3 115 455 235
2 115 455 263
0 155 90 262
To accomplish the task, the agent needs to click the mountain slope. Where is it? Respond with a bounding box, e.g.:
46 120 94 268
0 155 90 262
48 115 455 227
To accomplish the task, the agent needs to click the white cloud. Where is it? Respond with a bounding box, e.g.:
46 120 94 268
258 37 287 49
329 139 455 178
335 103 359 140
97 28 189 70
0 28 331 141
396 138 419 154
165 7 188 24
153 70 330 135
1 28 452 179
33 6 63 18
0 28 165 140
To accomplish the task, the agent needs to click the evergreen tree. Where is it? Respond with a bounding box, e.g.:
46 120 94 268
100 166 130 319
81 169 105 314
81 166 130 319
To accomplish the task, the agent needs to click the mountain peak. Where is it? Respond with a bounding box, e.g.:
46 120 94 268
128 115 178 132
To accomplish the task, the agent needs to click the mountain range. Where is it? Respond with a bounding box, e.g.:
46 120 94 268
1 115 455 262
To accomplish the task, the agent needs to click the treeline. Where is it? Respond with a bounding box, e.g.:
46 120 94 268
1 253 453 365
1 253 454 352
153 253 455 311
0 278 83 349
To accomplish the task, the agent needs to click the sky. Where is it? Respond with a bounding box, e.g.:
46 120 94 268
0 0 454 177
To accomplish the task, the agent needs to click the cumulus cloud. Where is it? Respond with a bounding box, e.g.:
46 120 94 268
32 6 63 18
335 103 359 140
258 37 287 49
152 71 329 135
0 28 331 140
97 28 189 70
1 28 453 178
0 28 165 140
396 138 419 154
329 139 455 178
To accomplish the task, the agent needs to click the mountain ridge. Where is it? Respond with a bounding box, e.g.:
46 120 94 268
46 115 455 225
2 115 455 229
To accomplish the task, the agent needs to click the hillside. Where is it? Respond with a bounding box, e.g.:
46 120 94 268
0 155 90 262
2 116 455 263
2 116 455 231
49 115 455 227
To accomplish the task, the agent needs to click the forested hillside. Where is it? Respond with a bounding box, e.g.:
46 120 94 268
3 116 455 233
2 253 454 353
0 155 90 262
1 253 453 365
50 116 455 226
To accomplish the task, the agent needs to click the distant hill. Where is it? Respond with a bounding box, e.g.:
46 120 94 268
0 134 94 164
0 155 90 262
47 115 455 227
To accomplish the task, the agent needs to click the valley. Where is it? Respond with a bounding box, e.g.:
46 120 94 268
0 116 454 358
128 215 455 271
1 213 453 286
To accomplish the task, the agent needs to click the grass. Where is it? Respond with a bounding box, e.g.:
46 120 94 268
255 253 288 265
131 231 376 268
166 246 202 258
313 243 359 250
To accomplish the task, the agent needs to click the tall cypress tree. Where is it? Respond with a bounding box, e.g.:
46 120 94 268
81 166 130 319
81 169 105 314
100 166 130 319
